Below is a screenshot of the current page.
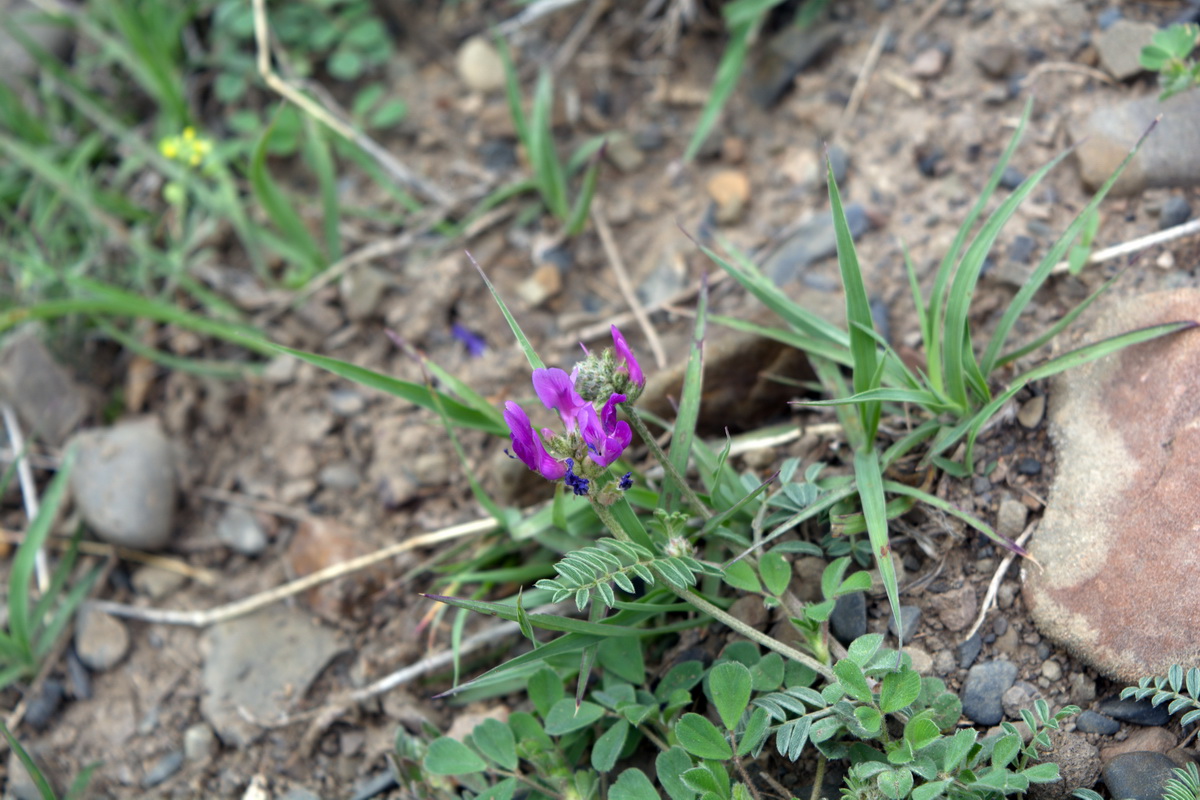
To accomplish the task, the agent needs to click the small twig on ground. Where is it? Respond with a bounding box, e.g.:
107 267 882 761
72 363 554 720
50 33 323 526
834 23 890 143
496 0 587 35
250 0 449 205
195 486 311 521
963 520 1037 642
87 517 498 627
901 0 952 50
1051 217 1200 275
591 201 668 370
570 271 730 342
1020 61 1115 88
0 528 218 585
1 403 48 593
552 0 611 74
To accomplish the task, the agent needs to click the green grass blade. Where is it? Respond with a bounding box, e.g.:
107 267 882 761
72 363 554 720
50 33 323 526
9 448 75 659
94 319 260 379
665 279 707 513
853 445 902 646
530 70 569 220
251 108 325 280
980 120 1161 378
942 144 1072 408
467 251 546 371
270 343 506 434
422 594 678 638
564 145 602 236
496 34 529 149
926 96 1032 394
0 721 56 800
879 418 942 470
727 483 859 565
902 242 930 356
828 156 881 439
303 117 342 262
34 563 102 663
683 17 755 162
884 481 1027 556
997 271 1123 367
65 762 101 800
30 528 83 630
708 312 854 368
797 386 951 411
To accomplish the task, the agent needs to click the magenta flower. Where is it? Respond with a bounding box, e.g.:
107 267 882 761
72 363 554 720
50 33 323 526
610 325 644 389
576 393 632 467
532 367 587 432
504 401 568 480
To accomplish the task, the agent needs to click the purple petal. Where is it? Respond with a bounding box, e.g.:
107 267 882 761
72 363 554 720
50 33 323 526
532 367 586 432
611 325 644 387
600 393 627 432
451 323 487 357
504 402 567 480
577 404 631 468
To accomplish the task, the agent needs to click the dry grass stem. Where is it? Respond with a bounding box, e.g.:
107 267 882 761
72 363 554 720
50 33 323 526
88 517 498 627
251 0 449 205
835 23 891 143
963 520 1037 642
1051 217 1200 275
1020 61 1116 88
0 529 219 585
592 201 668 369
1 403 48 593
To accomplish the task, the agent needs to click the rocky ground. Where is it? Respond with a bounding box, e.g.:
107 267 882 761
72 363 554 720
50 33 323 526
2 1 1200 798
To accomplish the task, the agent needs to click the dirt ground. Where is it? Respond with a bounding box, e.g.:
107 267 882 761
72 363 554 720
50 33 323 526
5 0 1200 798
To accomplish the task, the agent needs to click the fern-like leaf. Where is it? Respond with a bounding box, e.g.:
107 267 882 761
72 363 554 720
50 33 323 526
534 539 714 612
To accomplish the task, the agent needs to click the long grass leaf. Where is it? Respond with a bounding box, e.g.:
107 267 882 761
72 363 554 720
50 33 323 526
467 251 546 371
303 117 342 262
926 96 1032 394
980 120 1161 377
942 146 1072 408
997 271 1123 367
684 18 754 162
883 481 1027 556
797 387 950 410
828 157 881 439
565 145 602 236
853 446 902 646
251 108 325 279
9 449 75 658
271 343 506 434
0 721 56 800
34 563 102 663
530 70 568 220
496 35 529 149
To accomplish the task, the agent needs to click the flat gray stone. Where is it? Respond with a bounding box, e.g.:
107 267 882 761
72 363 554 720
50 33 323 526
1094 19 1157 81
68 417 176 551
1024 290 1200 681
201 605 345 747
0 327 89 446
74 607 130 672
1070 91 1200 196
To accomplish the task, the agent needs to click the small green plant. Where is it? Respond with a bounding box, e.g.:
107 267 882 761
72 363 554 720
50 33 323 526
0 720 97 800
0 449 102 690
1140 22 1200 100
1162 762 1200 800
497 39 604 237
701 96 1194 644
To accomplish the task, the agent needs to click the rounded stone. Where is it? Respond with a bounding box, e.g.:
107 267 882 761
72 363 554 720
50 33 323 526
1102 751 1176 800
68 418 176 551
961 660 1019 726
455 36 505 93
1075 710 1120 736
183 723 218 762
74 606 130 672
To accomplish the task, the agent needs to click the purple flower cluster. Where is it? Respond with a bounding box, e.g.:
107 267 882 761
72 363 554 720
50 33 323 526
504 326 644 496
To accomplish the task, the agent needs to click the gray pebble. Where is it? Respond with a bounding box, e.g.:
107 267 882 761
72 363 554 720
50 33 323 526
1075 710 1120 735
69 418 177 551
216 506 268 557
74 607 130 672
763 203 870 286
633 125 665 151
1041 659 1062 682
999 166 1025 190
1160 195 1193 230
142 750 184 789
327 389 366 417
1002 680 1042 719
1097 7 1122 30
1102 751 1177 800
24 679 63 731
318 462 362 490
1097 695 1171 726
830 592 867 645
958 632 983 669
184 723 218 762
1008 235 1037 264
961 660 1019 726
1016 457 1042 476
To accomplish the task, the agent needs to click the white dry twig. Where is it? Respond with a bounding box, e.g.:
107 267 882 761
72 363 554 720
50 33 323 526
962 520 1037 642
1051 217 1200 275
592 201 668 370
1 403 48 592
835 23 891 143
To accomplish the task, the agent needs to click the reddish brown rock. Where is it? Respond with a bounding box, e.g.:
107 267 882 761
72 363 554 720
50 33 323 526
1100 726 1177 763
1024 289 1200 682
284 517 384 625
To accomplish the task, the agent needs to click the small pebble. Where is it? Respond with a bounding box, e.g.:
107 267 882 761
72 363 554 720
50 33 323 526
24 679 63 731
1102 751 1176 800
1097 7 1122 30
1015 457 1042 476
915 144 945 177
1017 395 1045 429
1097 695 1171 726
1002 680 1042 719
184 723 218 762
1160 195 1193 230
1076 710 1120 736
1041 659 1062 681
1008 235 1038 264
217 506 268 557
327 389 366 417
74 607 130 672
455 36 505 93
890 605 921 640
632 125 665 151
961 660 1019 726
706 170 751 225
958 632 983 669
830 592 867 645
142 750 184 789
826 144 849 185
999 166 1025 190
911 47 948 78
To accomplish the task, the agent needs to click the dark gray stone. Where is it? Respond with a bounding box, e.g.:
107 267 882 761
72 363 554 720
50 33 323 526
349 771 399 800
1160 195 1193 230
961 660 1019 726
0 327 89 446
999 166 1025 190
24 678 63 731
746 24 843 108
1016 457 1042 476
633 125 665 151
477 139 516 172
830 592 867 646
958 632 983 669
1097 8 1122 30
1009 235 1038 264
1075 710 1120 735
763 203 870 286
1096 696 1172 726
142 750 184 788
1102 751 1176 800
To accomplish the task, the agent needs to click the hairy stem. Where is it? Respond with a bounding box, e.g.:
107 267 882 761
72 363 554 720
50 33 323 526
626 407 710 520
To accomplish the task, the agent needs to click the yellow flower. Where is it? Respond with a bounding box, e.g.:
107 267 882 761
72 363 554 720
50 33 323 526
159 127 214 169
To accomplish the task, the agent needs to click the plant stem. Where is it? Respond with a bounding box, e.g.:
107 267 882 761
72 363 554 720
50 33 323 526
589 498 835 681
626 406 710 520
808 756 826 800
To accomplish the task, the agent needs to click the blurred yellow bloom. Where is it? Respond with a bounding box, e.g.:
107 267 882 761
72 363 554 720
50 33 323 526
159 127 213 168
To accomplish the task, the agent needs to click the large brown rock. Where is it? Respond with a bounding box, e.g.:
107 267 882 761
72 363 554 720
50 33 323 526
1024 290 1200 682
